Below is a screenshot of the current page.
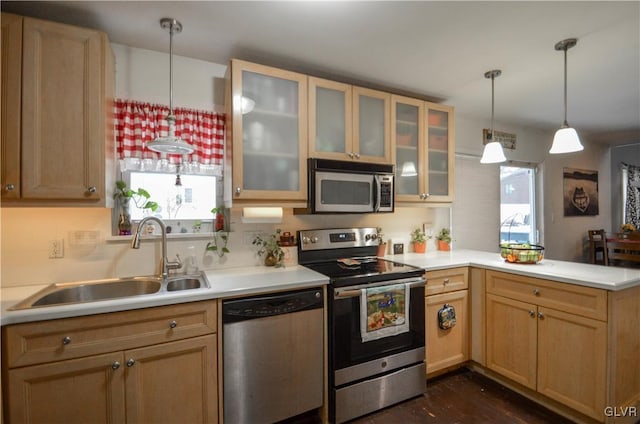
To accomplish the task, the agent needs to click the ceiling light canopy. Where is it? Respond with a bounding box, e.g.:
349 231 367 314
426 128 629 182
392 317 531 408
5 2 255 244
147 18 195 155
549 38 583 154
480 69 507 164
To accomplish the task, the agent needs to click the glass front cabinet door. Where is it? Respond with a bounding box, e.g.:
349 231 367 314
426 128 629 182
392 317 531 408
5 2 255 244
228 60 307 203
426 103 454 202
393 95 424 202
393 98 454 203
309 78 391 164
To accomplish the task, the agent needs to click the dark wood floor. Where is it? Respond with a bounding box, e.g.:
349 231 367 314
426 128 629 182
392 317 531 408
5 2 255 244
349 368 575 424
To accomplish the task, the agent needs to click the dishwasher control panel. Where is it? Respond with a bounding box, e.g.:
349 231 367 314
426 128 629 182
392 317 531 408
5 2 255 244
222 287 323 323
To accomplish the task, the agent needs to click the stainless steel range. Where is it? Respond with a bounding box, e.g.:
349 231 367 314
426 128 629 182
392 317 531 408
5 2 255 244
298 228 426 423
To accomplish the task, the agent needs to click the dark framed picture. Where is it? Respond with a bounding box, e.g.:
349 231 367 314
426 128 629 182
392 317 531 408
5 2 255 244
563 168 599 216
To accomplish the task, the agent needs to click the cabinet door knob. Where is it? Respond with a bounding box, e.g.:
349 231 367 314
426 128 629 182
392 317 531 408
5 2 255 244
348 152 354 159
529 310 536 317
443 278 450 285
112 361 121 370
126 359 135 367
533 289 540 296
169 320 177 329
235 187 241 195
537 312 545 319
87 186 97 193
354 153 361 159
62 336 72 345
5 184 15 191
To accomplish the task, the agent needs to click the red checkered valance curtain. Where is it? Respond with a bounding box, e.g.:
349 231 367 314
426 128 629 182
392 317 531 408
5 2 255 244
114 99 225 174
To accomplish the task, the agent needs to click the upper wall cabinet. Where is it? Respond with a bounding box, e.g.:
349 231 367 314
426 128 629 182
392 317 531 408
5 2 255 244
226 59 308 205
393 98 455 203
309 77 391 164
0 13 115 206
426 103 455 202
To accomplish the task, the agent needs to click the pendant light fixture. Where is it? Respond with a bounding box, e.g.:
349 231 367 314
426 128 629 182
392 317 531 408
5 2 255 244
480 69 507 164
147 18 195 155
549 38 583 154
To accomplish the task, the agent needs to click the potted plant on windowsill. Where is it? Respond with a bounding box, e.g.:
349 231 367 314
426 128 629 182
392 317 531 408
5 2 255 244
113 180 159 235
376 226 387 257
436 228 452 251
410 228 430 254
252 229 285 267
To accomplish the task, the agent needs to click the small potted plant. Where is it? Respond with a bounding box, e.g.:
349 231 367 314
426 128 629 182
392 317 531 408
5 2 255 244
252 229 285 267
113 180 159 235
376 226 387 257
410 227 429 254
436 228 452 251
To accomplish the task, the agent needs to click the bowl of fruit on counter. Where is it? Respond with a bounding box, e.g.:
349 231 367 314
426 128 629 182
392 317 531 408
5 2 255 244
500 243 544 264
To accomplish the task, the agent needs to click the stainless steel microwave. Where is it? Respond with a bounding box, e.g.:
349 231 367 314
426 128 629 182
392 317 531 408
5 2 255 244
308 158 394 213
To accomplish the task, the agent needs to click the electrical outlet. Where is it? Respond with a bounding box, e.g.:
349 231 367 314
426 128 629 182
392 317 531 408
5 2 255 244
48 239 64 259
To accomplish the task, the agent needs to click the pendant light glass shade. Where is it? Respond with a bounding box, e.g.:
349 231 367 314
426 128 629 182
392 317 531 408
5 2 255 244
481 69 506 164
480 141 508 163
549 38 583 154
147 18 194 155
550 126 583 154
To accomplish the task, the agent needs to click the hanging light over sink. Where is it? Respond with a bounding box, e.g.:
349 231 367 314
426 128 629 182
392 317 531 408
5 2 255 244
147 18 195 155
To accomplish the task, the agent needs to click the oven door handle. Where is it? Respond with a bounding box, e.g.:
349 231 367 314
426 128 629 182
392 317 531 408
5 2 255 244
334 277 425 299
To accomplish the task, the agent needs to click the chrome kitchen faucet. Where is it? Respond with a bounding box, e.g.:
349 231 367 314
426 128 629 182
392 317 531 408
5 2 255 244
131 216 182 280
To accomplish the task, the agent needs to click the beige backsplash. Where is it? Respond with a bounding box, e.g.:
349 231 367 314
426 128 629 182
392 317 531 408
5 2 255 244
1 206 450 287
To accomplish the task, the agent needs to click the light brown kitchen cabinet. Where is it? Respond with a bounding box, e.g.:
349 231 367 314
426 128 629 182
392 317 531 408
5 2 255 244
425 103 454 202
485 270 615 422
392 98 455 203
3 301 219 424
0 14 115 206
425 267 469 375
308 77 391 164
1 13 22 202
225 59 308 206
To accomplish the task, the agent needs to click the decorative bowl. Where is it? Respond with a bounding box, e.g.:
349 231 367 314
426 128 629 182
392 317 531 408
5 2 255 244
500 243 544 264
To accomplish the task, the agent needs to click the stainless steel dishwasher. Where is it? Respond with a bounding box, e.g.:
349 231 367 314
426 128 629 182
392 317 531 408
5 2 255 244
223 287 324 424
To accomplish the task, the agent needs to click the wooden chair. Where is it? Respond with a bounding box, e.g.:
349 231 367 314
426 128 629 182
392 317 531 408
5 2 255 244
607 240 640 268
587 229 608 266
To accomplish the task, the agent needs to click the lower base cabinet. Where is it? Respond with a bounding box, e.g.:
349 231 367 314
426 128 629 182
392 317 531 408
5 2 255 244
3 301 218 424
484 270 639 423
425 267 469 375
426 290 468 374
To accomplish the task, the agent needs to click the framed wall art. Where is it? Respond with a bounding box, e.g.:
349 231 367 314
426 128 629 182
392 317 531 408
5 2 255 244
563 168 599 216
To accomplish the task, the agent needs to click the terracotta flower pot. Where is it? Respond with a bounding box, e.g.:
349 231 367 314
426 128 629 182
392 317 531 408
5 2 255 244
413 241 426 253
438 240 451 251
377 243 387 257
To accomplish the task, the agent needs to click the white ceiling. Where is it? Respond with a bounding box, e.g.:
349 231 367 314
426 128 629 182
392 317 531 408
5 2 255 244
3 1 639 145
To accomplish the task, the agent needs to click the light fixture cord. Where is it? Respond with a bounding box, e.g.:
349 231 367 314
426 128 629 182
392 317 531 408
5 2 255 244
168 21 174 118
562 46 568 126
490 73 495 140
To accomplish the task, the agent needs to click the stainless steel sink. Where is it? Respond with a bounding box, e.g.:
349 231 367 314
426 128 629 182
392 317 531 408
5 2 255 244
9 273 210 310
166 276 205 291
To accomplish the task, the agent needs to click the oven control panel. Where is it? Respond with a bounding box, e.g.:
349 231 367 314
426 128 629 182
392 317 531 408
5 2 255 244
298 227 379 251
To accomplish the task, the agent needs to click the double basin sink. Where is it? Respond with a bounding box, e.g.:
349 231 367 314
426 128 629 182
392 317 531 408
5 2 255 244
9 272 210 310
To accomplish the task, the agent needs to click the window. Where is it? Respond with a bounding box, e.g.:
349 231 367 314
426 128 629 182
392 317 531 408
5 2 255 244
127 172 216 221
500 164 537 244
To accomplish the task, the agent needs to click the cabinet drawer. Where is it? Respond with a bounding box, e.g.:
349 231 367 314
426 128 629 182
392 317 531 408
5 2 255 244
425 267 468 295
485 271 606 321
3 300 217 368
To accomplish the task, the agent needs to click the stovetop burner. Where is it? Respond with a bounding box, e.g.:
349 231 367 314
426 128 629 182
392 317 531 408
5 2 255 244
298 228 424 287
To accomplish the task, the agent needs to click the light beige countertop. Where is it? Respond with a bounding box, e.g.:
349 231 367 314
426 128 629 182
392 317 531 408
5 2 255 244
2 249 639 326
0 265 329 326
394 249 640 290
